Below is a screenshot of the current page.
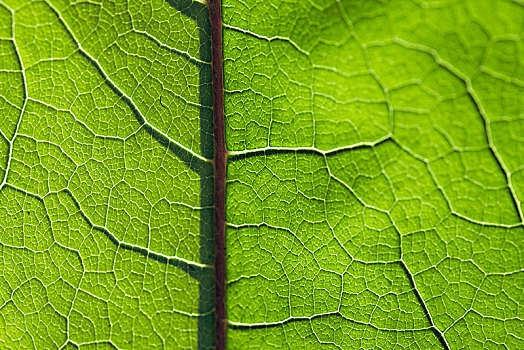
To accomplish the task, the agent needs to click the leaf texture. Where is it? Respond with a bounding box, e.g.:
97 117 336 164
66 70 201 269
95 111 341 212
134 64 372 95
224 0 524 348
0 0 523 348
0 0 215 348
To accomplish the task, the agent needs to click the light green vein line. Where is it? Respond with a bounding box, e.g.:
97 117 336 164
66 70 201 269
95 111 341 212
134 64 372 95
43 0 213 165
227 135 391 156
5 183 214 270
228 312 434 332
223 23 310 56
391 36 524 224
133 28 211 66
0 0 26 190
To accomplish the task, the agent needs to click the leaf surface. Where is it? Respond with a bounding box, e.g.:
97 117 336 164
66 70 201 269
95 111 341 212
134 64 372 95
0 0 523 348
0 0 215 348
223 0 524 348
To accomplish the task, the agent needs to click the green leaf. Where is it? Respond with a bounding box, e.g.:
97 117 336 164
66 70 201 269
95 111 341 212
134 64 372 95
0 0 214 348
224 0 523 348
1 0 523 348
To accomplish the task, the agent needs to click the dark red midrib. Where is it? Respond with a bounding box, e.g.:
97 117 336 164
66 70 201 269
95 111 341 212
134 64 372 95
209 0 226 348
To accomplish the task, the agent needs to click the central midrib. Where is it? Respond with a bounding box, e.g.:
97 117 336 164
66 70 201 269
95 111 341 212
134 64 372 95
209 0 227 348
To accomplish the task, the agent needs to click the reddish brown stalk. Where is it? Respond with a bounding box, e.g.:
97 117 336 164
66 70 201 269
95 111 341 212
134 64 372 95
209 0 226 348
